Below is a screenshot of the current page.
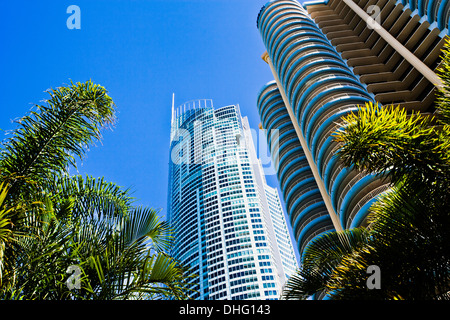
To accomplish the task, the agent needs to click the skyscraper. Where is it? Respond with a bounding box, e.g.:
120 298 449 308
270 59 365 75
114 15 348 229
256 0 447 258
167 99 298 300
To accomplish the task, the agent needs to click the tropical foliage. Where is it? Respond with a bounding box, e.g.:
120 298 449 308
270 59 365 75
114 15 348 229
282 41 450 300
0 80 192 299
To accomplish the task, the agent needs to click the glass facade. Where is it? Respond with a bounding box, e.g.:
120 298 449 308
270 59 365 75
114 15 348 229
167 100 298 300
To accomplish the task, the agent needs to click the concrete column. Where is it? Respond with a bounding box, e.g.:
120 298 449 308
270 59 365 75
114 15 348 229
261 52 344 232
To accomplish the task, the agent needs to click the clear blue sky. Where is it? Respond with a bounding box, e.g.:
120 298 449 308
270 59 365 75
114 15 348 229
0 0 306 219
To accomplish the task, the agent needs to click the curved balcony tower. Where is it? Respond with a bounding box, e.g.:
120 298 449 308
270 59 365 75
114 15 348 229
257 81 336 256
305 0 447 112
257 0 390 237
256 0 447 260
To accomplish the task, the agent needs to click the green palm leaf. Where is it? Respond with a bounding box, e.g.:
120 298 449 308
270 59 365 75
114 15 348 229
282 228 369 300
333 102 449 187
47 175 134 221
120 207 172 253
0 80 116 198
0 81 193 300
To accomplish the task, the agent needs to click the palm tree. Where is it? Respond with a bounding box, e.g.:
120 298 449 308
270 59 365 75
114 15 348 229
328 42 450 298
326 180 450 300
282 228 370 300
0 80 192 299
283 40 450 300
283 102 450 299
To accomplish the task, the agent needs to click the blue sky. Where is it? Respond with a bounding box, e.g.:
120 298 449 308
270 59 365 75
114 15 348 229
0 1 305 221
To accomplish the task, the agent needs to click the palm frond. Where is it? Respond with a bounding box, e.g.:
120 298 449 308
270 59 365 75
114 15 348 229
0 81 193 300
120 207 172 253
436 38 450 126
333 101 450 186
119 252 194 300
282 228 369 300
0 80 116 197
325 180 450 300
46 175 134 222
0 181 13 286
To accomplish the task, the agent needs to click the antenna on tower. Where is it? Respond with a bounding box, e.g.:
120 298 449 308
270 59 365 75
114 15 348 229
171 93 175 123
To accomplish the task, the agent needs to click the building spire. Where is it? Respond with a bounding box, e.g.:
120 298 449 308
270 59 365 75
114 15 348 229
171 93 175 123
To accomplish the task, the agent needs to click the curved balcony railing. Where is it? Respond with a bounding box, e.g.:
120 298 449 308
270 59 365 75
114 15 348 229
257 0 386 234
257 80 333 258
403 0 450 30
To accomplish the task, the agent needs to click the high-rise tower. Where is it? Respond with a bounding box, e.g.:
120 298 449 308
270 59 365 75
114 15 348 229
256 0 448 258
167 99 298 300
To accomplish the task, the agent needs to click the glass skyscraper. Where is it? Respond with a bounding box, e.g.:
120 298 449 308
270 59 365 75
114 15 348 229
167 99 298 300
